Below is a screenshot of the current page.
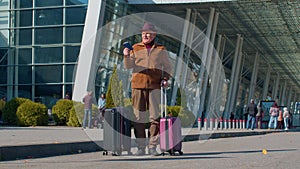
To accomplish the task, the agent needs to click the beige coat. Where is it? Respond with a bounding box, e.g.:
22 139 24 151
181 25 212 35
124 42 172 89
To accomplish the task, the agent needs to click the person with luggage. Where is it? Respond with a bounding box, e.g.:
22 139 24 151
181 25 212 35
123 22 172 156
97 93 106 129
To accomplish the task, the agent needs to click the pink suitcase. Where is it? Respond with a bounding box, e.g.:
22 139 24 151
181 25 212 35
159 86 183 155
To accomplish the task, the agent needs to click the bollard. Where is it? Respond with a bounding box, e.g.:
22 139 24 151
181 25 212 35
198 117 202 130
210 118 214 130
224 119 227 129
214 118 218 130
235 119 239 129
239 119 243 129
228 119 231 129
220 118 223 130
243 119 246 129
204 118 208 130
232 119 235 129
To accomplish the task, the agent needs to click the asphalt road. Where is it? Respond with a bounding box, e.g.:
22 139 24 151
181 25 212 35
1 131 299 169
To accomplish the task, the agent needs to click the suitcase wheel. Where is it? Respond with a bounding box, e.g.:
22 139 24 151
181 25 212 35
103 151 108 156
112 151 121 156
179 151 183 155
168 150 175 156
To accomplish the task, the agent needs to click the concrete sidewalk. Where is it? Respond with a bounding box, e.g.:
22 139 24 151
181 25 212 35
0 126 295 161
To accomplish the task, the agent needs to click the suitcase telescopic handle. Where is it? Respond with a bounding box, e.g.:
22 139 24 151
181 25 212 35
160 86 167 118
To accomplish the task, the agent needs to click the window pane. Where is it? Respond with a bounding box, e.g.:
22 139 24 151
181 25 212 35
15 0 32 9
35 85 62 108
35 47 62 63
66 0 88 5
66 26 83 43
0 49 8 80
17 29 32 45
0 65 7 84
18 85 32 99
66 64 75 82
18 48 32 64
66 46 80 62
0 12 9 28
35 9 63 26
18 66 32 84
35 27 62 45
35 65 62 83
16 10 32 27
0 30 9 47
66 7 87 24
35 0 62 7
0 86 6 98
65 84 73 98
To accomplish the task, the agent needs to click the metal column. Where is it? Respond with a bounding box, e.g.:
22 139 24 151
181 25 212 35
199 11 219 120
170 8 192 106
248 52 260 102
280 81 287 106
225 34 242 118
192 8 215 118
272 73 280 101
207 34 222 116
262 64 271 99
229 36 243 114
286 87 292 108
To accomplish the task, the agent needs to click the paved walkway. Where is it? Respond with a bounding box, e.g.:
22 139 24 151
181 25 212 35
0 126 296 161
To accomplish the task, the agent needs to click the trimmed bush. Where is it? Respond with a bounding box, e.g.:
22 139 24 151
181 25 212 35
2 98 31 125
16 100 48 126
67 104 81 127
0 99 5 112
52 99 74 125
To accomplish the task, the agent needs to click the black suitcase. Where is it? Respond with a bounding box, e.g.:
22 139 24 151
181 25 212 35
102 107 132 156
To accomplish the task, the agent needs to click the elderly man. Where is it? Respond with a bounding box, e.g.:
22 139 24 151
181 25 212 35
123 23 172 155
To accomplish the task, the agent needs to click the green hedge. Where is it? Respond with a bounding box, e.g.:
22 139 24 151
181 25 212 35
16 100 48 126
51 99 74 125
2 98 31 125
67 102 81 127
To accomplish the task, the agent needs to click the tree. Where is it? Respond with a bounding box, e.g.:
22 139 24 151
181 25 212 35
106 65 125 108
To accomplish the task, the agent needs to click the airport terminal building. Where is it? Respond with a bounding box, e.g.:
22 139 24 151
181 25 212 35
0 0 299 122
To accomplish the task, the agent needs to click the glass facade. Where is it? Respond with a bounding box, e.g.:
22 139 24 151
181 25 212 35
0 0 88 108
0 0 198 108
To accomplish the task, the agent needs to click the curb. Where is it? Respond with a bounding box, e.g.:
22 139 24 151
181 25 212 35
0 129 291 161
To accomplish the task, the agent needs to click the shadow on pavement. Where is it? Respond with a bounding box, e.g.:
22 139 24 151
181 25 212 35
101 148 297 162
